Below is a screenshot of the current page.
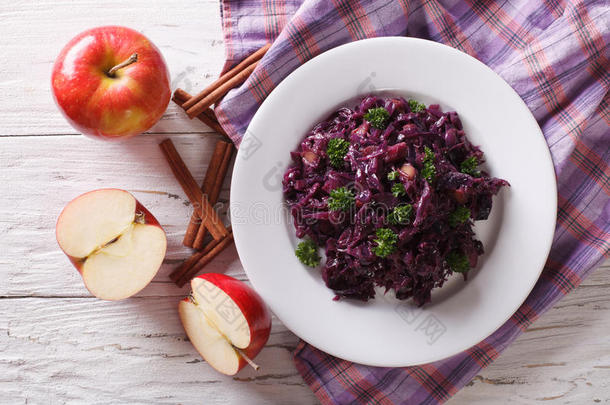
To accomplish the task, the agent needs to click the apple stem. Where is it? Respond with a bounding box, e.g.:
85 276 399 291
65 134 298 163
107 53 138 76
234 347 260 371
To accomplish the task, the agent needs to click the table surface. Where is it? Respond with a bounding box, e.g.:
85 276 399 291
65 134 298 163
1 1 608 404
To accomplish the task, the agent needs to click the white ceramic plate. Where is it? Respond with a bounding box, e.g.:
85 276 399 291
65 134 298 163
230 37 556 367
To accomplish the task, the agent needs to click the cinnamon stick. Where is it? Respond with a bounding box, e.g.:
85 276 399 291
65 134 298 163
202 108 226 136
159 139 228 240
192 143 234 249
183 141 233 248
172 89 229 139
182 141 229 247
172 230 235 287
170 227 231 283
185 61 260 118
181 43 270 111
182 215 199 248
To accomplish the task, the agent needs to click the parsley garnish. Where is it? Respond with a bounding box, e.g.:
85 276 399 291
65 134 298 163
408 99 426 113
372 228 398 258
446 251 470 273
391 183 406 197
364 107 390 129
460 156 480 177
328 187 355 212
388 204 413 225
295 240 320 267
448 206 471 227
387 170 400 181
421 146 436 182
327 138 350 168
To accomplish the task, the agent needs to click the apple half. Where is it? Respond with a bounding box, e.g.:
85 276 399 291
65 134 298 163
179 274 272 375
56 189 167 300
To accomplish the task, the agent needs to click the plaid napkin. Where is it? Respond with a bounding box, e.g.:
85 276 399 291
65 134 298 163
215 0 609 403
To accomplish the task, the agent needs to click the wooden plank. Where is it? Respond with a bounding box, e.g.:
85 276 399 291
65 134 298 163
0 133 238 297
0 266 606 404
0 297 318 405
0 0 227 136
451 264 610 404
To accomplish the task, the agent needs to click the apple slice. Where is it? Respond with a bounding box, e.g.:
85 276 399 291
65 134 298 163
179 274 272 375
56 189 167 300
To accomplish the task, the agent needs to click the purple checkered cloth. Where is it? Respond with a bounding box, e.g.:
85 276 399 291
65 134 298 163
213 0 609 403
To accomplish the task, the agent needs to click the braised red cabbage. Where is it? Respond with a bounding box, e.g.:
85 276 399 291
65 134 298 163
283 95 509 305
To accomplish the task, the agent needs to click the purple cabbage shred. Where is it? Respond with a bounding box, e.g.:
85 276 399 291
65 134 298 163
283 96 509 306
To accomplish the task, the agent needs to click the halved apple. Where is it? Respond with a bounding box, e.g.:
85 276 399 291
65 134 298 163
179 274 272 375
56 189 167 300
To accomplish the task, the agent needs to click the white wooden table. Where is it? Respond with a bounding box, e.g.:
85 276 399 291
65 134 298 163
1 1 608 403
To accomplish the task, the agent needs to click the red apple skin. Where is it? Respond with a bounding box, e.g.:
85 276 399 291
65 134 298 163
56 188 165 273
189 273 272 372
51 26 170 140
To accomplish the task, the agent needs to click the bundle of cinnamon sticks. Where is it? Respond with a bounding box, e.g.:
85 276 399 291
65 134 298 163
181 43 270 118
160 43 270 287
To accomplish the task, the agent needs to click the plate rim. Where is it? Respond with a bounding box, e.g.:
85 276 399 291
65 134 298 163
231 36 557 366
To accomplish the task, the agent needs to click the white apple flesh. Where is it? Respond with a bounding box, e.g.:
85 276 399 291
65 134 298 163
56 189 167 300
179 274 272 375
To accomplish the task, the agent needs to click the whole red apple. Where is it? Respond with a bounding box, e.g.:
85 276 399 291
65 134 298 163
51 26 170 140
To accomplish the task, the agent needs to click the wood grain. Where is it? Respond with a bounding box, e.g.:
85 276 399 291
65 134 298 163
0 1 607 404
0 298 317 405
0 134 237 298
0 0 226 136
451 267 610 404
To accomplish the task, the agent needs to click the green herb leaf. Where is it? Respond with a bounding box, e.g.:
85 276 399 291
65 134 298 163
328 187 355 212
295 240 321 267
408 99 426 113
448 206 471 228
391 183 406 197
421 146 436 182
364 107 390 129
446 251 470 273
387 170 400 181
372 228 398 258
460 156 480 177
388 204 413 225
326 138 350 168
